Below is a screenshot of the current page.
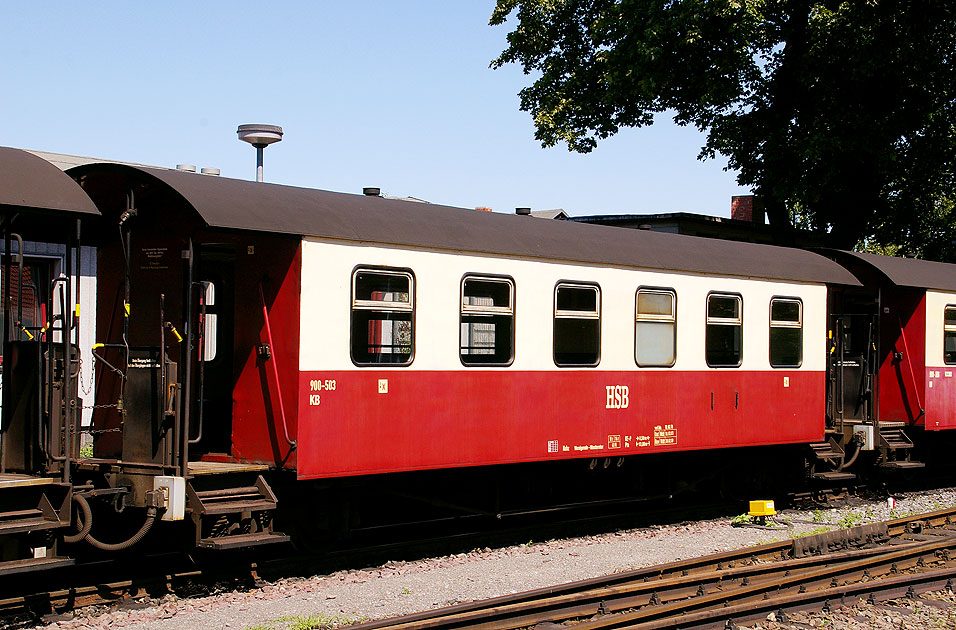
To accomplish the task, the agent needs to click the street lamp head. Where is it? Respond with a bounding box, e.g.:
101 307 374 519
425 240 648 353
237 124 283 148
237 124 283 182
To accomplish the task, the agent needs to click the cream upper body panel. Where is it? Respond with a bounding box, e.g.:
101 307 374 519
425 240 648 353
299 238 828 373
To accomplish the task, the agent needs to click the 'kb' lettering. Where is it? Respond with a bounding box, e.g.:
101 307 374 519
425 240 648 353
605 385 629 409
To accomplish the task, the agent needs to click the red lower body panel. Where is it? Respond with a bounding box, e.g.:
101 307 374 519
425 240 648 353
294 370 824 479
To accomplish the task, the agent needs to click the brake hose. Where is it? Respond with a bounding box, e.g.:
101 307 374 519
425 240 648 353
66 493 160 551
63 493 92 544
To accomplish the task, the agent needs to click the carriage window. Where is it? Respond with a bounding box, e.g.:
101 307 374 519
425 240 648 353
351 269 414 365
0 262 45 344
200 281 217 362
706 293 742 367
769 298 802 368
945 306 956 365
460 275 514 366
554 283 600 366
635 288 676 367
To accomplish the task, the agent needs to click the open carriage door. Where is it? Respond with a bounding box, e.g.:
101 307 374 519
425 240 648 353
188 243 236 458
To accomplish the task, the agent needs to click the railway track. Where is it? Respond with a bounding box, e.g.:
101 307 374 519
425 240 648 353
0 492 745 625
0 490 931 627
345 507 956 630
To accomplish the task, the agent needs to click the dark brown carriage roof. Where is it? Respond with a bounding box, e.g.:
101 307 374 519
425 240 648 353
72 163 860 286
829 250 956 292
0 147 100 216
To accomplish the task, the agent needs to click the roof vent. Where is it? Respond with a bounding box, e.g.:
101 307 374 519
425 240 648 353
200 167 220 176
176 164 197 173
363 187 382 197
515 207 531 216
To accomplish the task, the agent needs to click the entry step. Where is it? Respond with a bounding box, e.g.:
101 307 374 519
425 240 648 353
880 429 915 449
187 460 269 476
879 460 926 469
809 442 845 461
197 531 290 550
187 478 278 517
0 509 66 535
193 486 276 516
0 474 56 489
810 471 857 481
0 556 74 576
187 475 284 551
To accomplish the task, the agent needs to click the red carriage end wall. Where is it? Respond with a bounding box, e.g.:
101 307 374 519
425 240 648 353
227 236 301 468
878 289 926 426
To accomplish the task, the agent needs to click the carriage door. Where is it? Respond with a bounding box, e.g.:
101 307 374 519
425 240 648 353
192 244 236 456
1 257 53 472
828 312 877 425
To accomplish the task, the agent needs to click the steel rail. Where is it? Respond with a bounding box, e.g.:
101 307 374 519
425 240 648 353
357 538 954 630
627 565 956 630
565 538 956 630
886 506 956 533
0 568 205 617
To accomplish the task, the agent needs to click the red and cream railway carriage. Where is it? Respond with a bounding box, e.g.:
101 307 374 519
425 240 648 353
69 163 864 483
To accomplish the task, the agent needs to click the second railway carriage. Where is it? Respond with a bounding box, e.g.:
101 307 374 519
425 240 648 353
822 251 956 455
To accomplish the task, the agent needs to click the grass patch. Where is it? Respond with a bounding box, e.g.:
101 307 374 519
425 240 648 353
793 526 834 538
249 613 368 630
730 513 751 526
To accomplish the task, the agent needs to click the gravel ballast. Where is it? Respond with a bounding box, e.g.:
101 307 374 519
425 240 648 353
26 487 956 630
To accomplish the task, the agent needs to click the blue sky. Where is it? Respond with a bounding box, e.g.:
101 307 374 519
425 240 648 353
2 2 750 217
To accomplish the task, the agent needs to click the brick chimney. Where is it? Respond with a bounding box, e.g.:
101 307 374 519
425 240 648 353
731 195 754 221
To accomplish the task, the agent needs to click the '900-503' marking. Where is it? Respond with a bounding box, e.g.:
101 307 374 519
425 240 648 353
308 379 337 406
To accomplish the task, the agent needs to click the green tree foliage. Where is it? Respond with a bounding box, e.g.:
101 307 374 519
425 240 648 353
491 1 956 253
